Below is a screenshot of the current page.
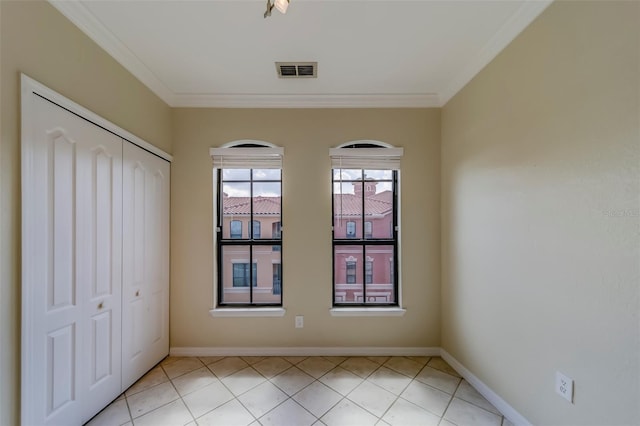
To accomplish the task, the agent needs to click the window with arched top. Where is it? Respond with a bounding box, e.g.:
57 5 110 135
211 141 283 307
330 141 403 307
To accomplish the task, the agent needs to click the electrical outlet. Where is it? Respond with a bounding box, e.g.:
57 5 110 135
295 315 304 328
555 371 573 403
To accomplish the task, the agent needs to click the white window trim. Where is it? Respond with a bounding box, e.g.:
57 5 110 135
211 140 285 316
329 307 406 317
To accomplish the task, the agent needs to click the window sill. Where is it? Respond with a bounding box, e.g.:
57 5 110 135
329 307 406 317
209 307 286 318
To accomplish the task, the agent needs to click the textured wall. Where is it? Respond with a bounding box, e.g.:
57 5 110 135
170 108 441 349
441 1 639 424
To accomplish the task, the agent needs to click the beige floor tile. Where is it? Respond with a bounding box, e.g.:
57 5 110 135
292 381 342 418
444 398 502 426
319 367 363 396
427 357 461 378
347 380 397 418
297 357 337 379
323 356 347 365
383 357 424 378
86 399 131 426
241 356 267 365
252 357 292 378
182 380 234 418
367 367 412 395
221 367 267 396
407 356 430 366
320 399 378 426
196 399 255 426
455 380 501 415
198 356 224 366
339 357 380 378
162 358 204 379
366 356 390 365
172 366 218 396
133 399 192 426
125 366 169 397
127 381 179 419
238 381 289 418
382 398 441 426
116 393 126 402
208 357 249 378
270 366 316 396
439 420 457 426
400 380 452 417
415 366 461 395
259 399 317 426
161 356 186 366
283 356 308 364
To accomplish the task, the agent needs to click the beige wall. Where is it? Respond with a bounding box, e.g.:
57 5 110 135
441 1 639 425
171 108 441 348
0 2 172 424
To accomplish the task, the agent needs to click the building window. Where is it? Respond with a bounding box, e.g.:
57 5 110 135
233 263 257 287
346 221 357 238
273 264 282 295
364 221 373 239
252 220 261 239
272 222 281 252
365 260 373 284
346 261 356 284
212 143 283 307
331 142 402 306
230 220 242 239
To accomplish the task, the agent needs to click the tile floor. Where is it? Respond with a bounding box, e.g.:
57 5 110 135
86 355 514 426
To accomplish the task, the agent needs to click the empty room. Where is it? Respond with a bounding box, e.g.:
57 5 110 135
1 0 638 425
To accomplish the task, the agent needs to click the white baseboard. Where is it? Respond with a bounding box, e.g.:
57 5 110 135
170 346 440 357
440 349 531 426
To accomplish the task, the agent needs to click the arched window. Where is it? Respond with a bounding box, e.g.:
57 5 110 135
330 141 402 307
211 141 283 307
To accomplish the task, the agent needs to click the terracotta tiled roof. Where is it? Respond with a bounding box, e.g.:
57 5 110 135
223 192 392 216
223 196 281 215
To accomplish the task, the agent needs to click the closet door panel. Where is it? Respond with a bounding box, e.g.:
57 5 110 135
22 95 123 425
122 142 170 390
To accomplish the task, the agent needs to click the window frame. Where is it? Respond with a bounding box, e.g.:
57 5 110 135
331 142 401 308
212 143 283 309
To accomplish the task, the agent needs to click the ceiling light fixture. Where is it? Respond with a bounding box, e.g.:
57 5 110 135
264 0 289 18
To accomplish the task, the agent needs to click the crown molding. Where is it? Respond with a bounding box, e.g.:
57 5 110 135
170 93 440 108
49 0 550 109
439 0 553 106
49 0 175 104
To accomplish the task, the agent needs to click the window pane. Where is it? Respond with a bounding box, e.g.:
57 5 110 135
333 169 362 181
253 169 281 180
253 182 281 239
334 245 363 304
222 169 250 181
364 179 393 239
253 247 282 304
220 246 251 304
334 181 362 239
364 245 395 304
363 170 393 181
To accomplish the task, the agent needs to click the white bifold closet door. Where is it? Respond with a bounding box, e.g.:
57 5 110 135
122 142 170 390
22 95 123 425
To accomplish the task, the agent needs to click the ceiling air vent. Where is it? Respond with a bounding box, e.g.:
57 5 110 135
276 62 317 78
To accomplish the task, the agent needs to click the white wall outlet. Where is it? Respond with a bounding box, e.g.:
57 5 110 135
555 371 574 403
295 315 304 328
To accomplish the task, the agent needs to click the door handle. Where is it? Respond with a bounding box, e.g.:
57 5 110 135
136 290 140 297
98 302 104 310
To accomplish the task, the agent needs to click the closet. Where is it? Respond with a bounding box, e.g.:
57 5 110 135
21 75 170 425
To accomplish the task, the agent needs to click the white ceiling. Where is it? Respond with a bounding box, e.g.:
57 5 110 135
50 0 551 108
